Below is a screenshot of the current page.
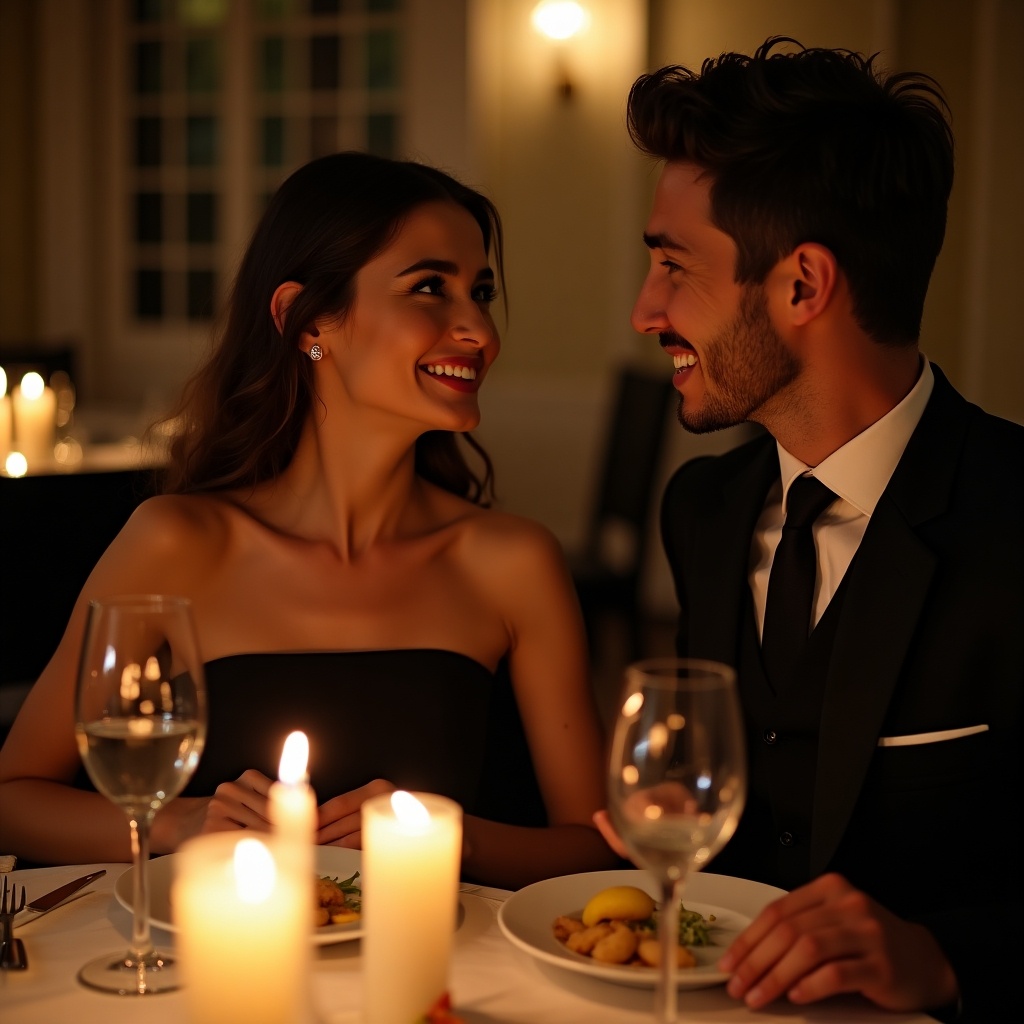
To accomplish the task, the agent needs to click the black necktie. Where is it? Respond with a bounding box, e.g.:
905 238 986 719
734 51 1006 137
761 474 836 690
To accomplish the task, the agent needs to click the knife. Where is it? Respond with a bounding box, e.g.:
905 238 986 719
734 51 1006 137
18 869 106 919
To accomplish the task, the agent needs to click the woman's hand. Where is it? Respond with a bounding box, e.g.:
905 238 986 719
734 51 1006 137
718 873 959 1013
316 778 396 848
154 769 275 851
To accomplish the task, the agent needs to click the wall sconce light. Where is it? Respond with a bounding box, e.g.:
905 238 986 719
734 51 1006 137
531 1 591 101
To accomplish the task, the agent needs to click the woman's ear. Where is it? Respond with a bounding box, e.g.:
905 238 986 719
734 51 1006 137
270 282 320 348
270 281 303 336
777 243 838 327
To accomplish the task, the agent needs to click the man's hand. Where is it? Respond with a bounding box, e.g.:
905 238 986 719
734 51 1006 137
718 873 959 1012
316 778 396 848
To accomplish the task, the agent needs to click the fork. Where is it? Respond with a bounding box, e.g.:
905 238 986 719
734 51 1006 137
1 874 28 970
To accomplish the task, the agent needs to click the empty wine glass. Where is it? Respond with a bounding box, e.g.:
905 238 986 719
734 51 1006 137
74 595 206 995
608 658 746 1023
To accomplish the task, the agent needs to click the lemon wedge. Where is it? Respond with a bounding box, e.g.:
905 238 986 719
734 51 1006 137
581 885 656 927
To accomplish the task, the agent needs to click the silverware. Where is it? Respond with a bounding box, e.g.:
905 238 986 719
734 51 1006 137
1 874 28 970
18 869 107 919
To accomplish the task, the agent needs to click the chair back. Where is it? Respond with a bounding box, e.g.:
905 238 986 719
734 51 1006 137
585 365 675 569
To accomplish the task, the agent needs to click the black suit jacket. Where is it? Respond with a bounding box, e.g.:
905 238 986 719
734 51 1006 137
660 366 1023 1021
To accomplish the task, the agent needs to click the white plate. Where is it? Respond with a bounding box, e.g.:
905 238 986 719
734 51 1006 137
498 869 786 990
115 846 363 946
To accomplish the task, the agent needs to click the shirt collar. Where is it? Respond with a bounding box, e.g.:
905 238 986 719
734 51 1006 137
776 357 934 517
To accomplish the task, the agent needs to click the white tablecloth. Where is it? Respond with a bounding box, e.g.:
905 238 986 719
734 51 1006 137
1 862 937 1023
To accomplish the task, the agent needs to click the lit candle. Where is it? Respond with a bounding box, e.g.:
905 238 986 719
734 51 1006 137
12 371 56 466
269 731 317 862
174 833 309 1024
0 367 11 463
362 791 463 1024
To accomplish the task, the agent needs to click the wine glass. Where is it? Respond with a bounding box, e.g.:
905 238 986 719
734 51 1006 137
608 658 746 1023
74 595 206 995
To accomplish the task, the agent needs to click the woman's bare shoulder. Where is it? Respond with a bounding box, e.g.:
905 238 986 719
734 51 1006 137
88 492 241 592
118 492 235 551
452 504 569 578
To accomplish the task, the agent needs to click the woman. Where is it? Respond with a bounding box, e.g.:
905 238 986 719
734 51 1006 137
0 153 617 888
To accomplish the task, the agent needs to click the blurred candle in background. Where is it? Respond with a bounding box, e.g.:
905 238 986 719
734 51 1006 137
0 367 11 464
362 791 463 1024
175 834 309 1024
12 371 56 466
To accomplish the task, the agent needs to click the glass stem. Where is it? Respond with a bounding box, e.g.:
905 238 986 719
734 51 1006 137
655 876 682 1024
128 808 156 963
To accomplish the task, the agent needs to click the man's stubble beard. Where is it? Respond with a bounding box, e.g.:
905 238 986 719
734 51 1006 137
676 284 800 434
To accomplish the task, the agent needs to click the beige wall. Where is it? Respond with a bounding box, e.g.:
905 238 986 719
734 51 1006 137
0 0 37 340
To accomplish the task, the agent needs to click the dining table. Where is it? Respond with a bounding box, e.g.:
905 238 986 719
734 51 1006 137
1 860 939 1024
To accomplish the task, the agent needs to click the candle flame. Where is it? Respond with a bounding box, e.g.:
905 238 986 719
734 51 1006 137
234 838 276 904
391 790 430 828
278 730 309 784
20 371 45 401
0 366 7 397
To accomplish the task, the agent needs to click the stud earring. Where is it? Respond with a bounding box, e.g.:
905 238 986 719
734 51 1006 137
309 344 323 361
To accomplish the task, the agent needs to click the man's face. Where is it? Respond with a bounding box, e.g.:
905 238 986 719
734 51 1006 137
631 161 799 432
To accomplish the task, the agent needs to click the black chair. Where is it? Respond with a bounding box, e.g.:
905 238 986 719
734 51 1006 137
568 364 676 661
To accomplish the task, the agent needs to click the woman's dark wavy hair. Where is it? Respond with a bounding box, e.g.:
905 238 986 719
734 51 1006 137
162 151 503 502
627 36 954 345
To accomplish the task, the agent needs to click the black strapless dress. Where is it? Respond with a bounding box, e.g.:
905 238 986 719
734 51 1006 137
181 649 547 828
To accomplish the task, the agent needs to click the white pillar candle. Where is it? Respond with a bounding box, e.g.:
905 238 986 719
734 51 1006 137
269 731 317 861
174 833 309 1024
12 371 56 466
362 791 463 1024
0 367 12 462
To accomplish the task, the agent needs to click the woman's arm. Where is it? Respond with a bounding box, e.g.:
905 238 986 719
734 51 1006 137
459 515 620 887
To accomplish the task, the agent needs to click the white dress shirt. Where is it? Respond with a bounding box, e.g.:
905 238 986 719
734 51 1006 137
749 358 935 639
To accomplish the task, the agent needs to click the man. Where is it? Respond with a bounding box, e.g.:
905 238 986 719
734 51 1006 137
622 36 1022 1020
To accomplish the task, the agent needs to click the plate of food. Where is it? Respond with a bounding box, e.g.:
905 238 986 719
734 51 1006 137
115 845 363 946
497 869 784 989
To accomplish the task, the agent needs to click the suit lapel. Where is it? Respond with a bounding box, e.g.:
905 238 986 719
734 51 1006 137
810 367 972 872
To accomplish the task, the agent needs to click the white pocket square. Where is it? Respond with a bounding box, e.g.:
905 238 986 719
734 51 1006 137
877 724 989 747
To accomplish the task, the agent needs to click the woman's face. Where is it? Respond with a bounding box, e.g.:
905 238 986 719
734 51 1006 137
323 199 500 434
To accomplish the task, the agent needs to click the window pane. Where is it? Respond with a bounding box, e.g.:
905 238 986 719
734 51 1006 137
187 192 216 243
261 116 285 166
310 116 336 158
135 41 162 94
186 38 219 92
186 116 217 166
179 0 228 26
136 269 163 318
135 192 162 243
259 36 285 92
256 0 292 18
310 35 339 89
367 113 396 157
134 0 167 23
367 29 398 89
135 117 162 166
188 270 215 319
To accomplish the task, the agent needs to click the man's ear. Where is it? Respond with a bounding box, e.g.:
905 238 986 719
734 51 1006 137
777 243 838 326
270 281 320 347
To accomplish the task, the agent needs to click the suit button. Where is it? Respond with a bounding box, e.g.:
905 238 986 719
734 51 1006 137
763 728 777 744
779 831 794 847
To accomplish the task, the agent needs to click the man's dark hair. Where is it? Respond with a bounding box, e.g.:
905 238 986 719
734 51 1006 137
627 36 954 345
